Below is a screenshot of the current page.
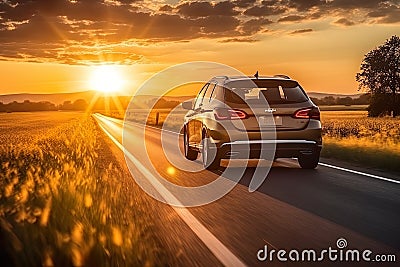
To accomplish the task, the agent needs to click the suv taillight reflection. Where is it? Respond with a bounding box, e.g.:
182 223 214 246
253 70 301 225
293 107 320 120
214 108 248 120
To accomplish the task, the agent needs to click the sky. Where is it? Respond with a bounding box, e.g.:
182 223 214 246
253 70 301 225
0 0 399 95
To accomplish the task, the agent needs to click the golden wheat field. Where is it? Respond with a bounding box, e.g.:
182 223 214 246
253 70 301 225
0 112 163 266
321 111 400 171
321 111 400 151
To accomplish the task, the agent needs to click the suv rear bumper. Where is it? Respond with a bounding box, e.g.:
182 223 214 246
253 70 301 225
217 140 322 159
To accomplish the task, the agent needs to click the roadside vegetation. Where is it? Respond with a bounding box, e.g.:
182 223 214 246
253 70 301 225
0 113 162 266
321 111 400 172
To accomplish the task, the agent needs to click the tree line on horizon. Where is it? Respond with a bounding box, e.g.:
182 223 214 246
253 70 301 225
0 94 372 113
310 94 370 106
0 96 181 113
0 97 134 113
0 99 88 113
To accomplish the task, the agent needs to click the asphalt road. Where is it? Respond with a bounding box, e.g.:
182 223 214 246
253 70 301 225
93 113 400 266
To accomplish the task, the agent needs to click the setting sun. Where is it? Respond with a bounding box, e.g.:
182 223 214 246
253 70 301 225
89 65 125 93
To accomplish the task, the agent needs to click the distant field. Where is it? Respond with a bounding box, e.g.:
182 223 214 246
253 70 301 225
321 110 400 171
0 112 162 266
0 111 80 145
319 105 368 111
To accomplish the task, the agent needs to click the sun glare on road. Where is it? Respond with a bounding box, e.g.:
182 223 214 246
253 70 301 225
89 65 125 93
167 166 176 176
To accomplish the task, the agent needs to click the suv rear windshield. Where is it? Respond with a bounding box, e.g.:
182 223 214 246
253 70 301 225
224 80 308 105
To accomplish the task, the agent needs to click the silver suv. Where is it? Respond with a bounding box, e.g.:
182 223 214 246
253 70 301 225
182 75 322 170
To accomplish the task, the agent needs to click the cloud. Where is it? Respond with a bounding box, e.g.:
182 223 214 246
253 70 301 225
290 28 313 34
0 0 398 64
278 15 305 22
329 0 388 9
234 0 257 8
368 6 400 23
195 15 240 34
58 51 143 65
177 1 239 17
334 18 355 26
240 18 273 34
243 5 286 16
159 4 173 12
219 37 259 43
286 0 327 11
0 39 143 65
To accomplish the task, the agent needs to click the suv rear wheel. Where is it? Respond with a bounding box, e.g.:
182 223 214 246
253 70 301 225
201 136 220 170
184 127 198 161
298 152 320 169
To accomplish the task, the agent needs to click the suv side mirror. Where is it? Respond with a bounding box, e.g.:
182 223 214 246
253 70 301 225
182 100 193 110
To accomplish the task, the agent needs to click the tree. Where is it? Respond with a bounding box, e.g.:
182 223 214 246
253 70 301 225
322 96 336 105
336 97 353 106
353 93 370 105
72 99 88 110
60 101 73 110
356 35 400 117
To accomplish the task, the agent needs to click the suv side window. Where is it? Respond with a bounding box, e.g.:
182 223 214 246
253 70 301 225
203 83 217 106
205 83 217 102
213 85 223 102
193 83 209 110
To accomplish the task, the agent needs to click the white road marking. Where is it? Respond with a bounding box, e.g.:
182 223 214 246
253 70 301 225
95 113 183 136
278 158 400 185
139 122 183 136
318 162 400 185
93 114 247 267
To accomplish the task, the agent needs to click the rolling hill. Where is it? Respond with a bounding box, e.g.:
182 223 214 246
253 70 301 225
307 92 363 99
0 91 98 105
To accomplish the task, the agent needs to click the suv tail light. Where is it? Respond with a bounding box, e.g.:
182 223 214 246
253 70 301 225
214 108 248 120
293 107 320 120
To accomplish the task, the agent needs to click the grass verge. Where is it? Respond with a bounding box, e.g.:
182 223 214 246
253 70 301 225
321 138 400 173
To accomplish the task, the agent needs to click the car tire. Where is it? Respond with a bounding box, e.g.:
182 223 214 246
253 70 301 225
201 137 220 170
184 127 198 161
298 152 320 169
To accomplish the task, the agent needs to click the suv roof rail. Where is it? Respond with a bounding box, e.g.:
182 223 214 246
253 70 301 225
213 75 229 80
273 74 291 79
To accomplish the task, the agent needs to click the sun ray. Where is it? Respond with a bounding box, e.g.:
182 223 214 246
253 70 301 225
85 91 101 113
111 95 125 118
